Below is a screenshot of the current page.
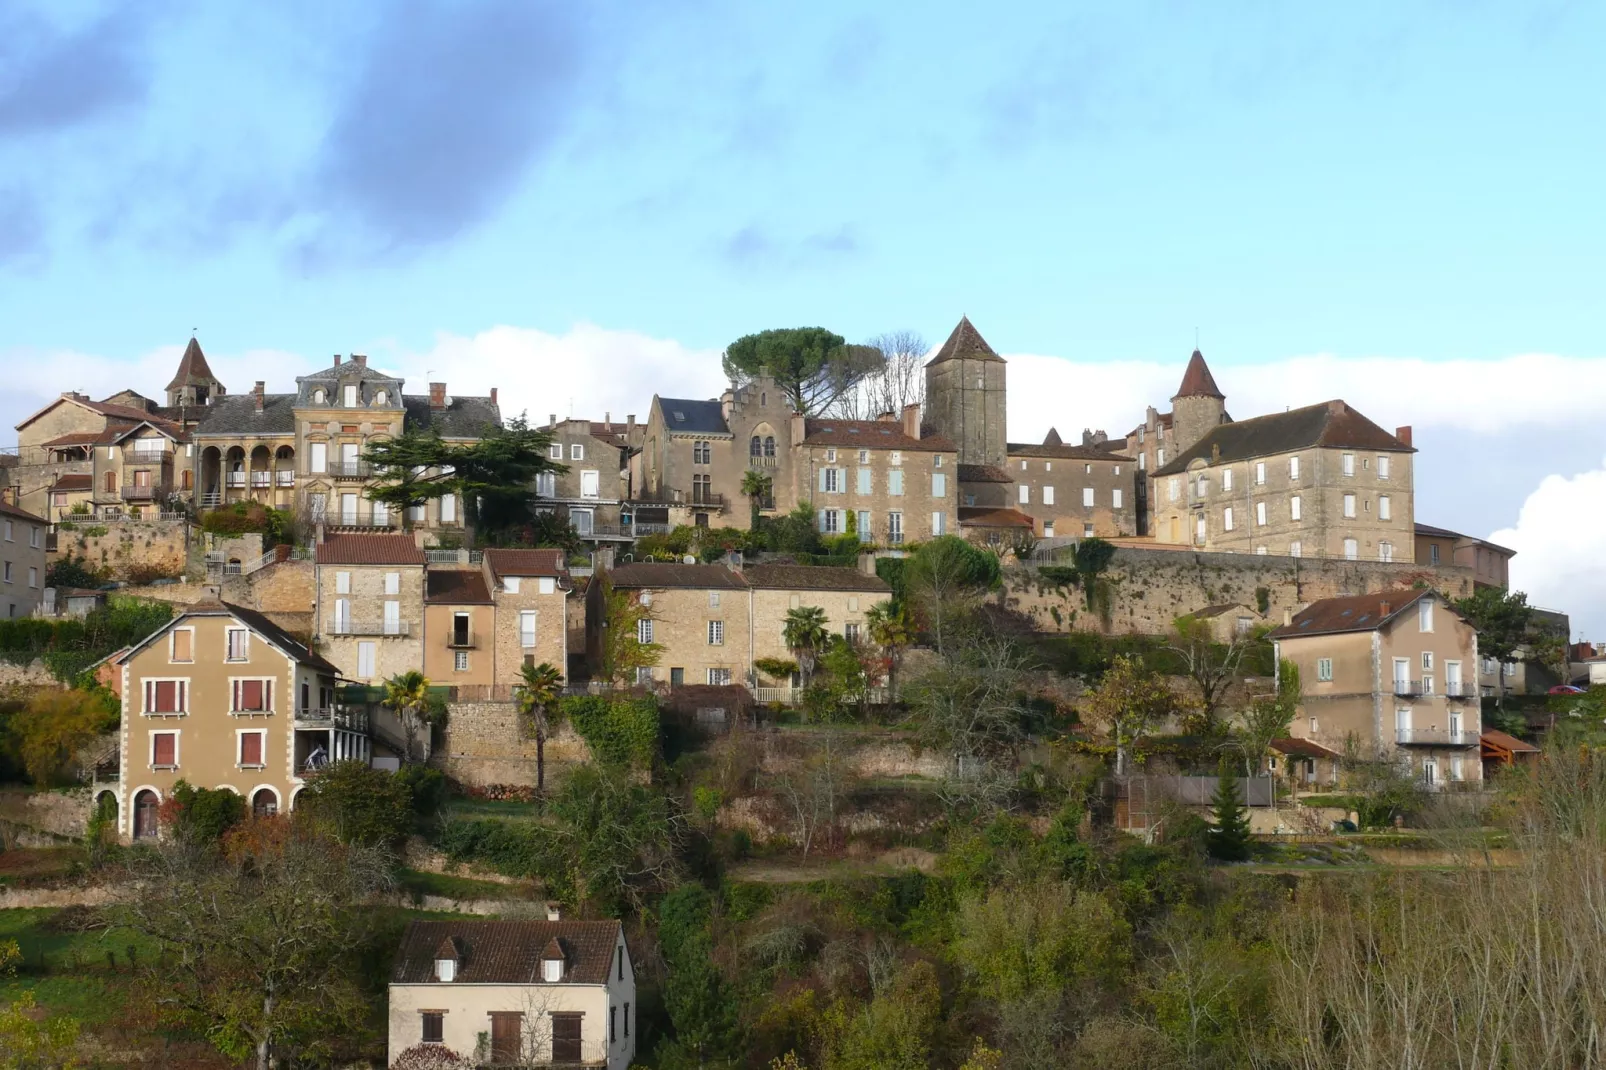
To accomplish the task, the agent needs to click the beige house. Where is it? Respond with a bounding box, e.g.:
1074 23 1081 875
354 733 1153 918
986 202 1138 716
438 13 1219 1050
113 599 356 841
537 416 641 543
1004 429 1137 539
1271 589 1482 787
789 412 958 545
313 533 427 685
638 396 735 529
13 392 188 521
388 917 636 1069
745 563 893 668
1415 523 1515 589
482 548 573 690
0 501 49 619
424 569 496 690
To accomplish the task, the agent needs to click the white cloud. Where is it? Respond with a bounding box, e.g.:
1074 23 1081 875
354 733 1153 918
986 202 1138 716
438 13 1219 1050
1490 462 1606 640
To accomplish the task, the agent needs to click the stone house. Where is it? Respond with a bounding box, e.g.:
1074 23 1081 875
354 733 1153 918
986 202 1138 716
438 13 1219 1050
744 563 893 668
424 569 496 691
1004 429 1137 539
536 415 640 544
13 392 187 521
1414 523 1515 589
313 533 427 685
1185 602 1266 644
1270 589 1483 787
789 411 958 545
112 598 360 841
0 501 49 619
1148 351 1415 560
388 917 636 1069
638 397 735 529
481 548 573 691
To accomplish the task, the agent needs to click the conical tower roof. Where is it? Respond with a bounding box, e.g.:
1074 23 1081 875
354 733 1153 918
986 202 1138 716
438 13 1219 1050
1172 349 1224 400
166 337 219 391
1042 427 1063 447
925 316 1003 366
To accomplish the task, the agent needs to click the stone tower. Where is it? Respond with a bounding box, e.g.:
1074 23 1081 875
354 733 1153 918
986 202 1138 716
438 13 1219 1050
165 337 225 408
923 317 1006 469
1169 348 1227 456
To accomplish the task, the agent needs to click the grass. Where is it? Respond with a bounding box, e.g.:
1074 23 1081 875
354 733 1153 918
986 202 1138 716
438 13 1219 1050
0 907 162 1024
397 868 532 902
444 797 545 822
0 846 86 887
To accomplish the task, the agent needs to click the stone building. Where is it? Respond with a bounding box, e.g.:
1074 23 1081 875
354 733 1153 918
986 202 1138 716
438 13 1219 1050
1271 589 1482 787
482 548 573 686
0 501 48 619
1414 523 1515 589
787 410 958 544
536 415 641 543
12 392 189 521
1004 429 1137 539
637 397 734 529
424 569 496 690
313 533 427 685
924 316 1007 472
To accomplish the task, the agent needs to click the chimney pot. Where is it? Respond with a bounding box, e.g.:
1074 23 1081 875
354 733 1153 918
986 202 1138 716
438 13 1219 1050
429 383 447 411
604 411 610 426
490 387 498 406
253 381 265 413
1380 601 1392 616
549 413 557 428
333 354 342 366
546 902 562 921
1395 425 1413 447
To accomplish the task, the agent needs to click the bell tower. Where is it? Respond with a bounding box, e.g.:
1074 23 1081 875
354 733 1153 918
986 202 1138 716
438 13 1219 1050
922 317 1006 469
165 337 225 408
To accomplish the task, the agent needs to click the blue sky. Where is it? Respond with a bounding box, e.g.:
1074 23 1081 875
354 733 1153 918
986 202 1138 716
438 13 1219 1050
4 0 1606 632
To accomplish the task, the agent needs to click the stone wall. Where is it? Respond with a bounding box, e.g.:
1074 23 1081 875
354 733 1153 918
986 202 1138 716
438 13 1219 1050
433 702 592 787
1005 545 1477 636
52 519 189 582
0 787 90 839
0 659 58 689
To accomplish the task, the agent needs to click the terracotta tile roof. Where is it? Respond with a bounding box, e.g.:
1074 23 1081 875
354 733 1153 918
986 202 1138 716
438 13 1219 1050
1154 399 1413 477
1269 588 1431 639
166 338 218 391
426 569 492 604
41 430 118 448
52 474 92 492
314 534 426 565
800 419 953 452
744 564 890 592
1190 602 1255 619
958 463 1014 483
0 500 46 524
1173 349 1225 399
1006 442 1133 462
606 562 749 589
1481 729 1539 755
484 548 566 579
1270 737 1342 759
925 316 1004 366
85 398 179 427
958 507 1035 529
392 919 623 985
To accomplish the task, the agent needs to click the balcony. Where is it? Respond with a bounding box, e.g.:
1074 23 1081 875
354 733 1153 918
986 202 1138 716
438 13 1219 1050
748 454 780 468
275 471 295 487
329 461 369 481
1395 726 1474 746
250 472 272 489
1392 678 1430 697
225 472 247 488
319 512 396 530
295 707 370 731
326 618 411 637
1445 681 1477 699
446 629 476 649
120 483 172 501
632 487 728 510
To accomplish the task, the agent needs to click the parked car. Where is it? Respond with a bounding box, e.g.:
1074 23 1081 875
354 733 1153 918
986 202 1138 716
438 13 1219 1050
1548 684 1586 695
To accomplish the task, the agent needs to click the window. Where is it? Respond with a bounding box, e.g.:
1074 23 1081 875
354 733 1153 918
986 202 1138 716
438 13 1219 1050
1317 658 1333 681
612 1006 618 1044
1157 448 1165 466
384 571 400 595
226 628 249 661
707 590 720 609
845 622 861 642
932 511 946 536
888 469 904 495
825 448 837 463
453 650 468 672
1043 522 1054 537
1379 540 1394 562
1289 456 1301 479
764 436 775 456
1084 523 1095 538
549 443 563 460
1 521 8 541
1020 459 1029 471
856 509 870 534
887 512 903 545
1112 488 1123 508
889 450 902 466
857 468 871 494
231 679 272 713
1084 463 1092 475
312 388 326 404
637 666 655 684
239 731 265 769
932 472 946 497
1255 462 1266 485
544 958 564 983
1112 465 1119 475
707 668 732 686
26 566 36 589
707 620 724 645
1290 494 1302 521
822 468 840 493
1450 756 1463 781
1168 478 1179 502
2 563 9 583
1343 494 1356 518
1421 651 1434 672
421 1012 444 1045
1223 507 1234 531
519 610 537 648
572 442 587 461
637 619 654 644
151 731 179 770
1378 455 1391 479
143 679 188 714
858 449 869 464
1223 469 1233 492
821 508 840 533
538 576 556 595
1289 539 1301 558
1256 546 1267 555
625 1003 631 1037
1419 599 1434 632
335 571 350 594
1379 495 1391 520
357 641 376 678
171 629 193 663
1138 453 1145 470
440 493 457 522
1018 485 1030 505
1083 487 1094 507
934 455 944 468
618 946 625 981
1430 543 1441 564
1342 453 1355 476
1343 538 1358 560
1043 486 1055 506
1256 501 1267 526
29 526 39 548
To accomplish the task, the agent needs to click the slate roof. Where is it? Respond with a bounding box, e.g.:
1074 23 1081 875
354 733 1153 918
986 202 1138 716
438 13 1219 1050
0 500 46 525
193 393 298 436
801 419 952 452
744 564 890 592
1173 349 1225 399
166 338 219 391
484 548 566 579
656 398 730 436
314 534 426 566
957 464 1013 483
392 919 623 985
926 316 1004 366
426 570 492 604
1268 589 1431 640
401 394 501 439
958 507 1036 529
41 430 119 448
607 563 749 589
52 474 92 492
1006 441 1132 462
1154 400 1413 477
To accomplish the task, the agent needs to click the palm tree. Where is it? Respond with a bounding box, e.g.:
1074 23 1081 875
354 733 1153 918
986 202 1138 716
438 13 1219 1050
516 661 566 795
865 602 912 699
382 670 432 763
783 605 830 688
741 469 773 529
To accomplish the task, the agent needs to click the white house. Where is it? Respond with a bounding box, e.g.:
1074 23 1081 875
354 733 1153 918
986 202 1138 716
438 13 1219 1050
388 916 636 1069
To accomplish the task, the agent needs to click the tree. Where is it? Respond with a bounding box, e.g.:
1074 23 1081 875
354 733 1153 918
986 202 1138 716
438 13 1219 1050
1454 586 1532 699
362 430 452 523
168 780 248 844
390 1044 470 1069
905 633 1033 794
722 327 885 416
598 574 663 684
1166 614 1261 735
783 606 830 687
1235 659 1299 777
831 329 928 420
0 993 81 1069
105 822 392 1070
542 765 684 914
1071 537 1117 618
741 469 773 530
656 886 744 1069
4 687 114 785
383 670 433 762
864 602 912 698
1081 655 1190 776
904 535 1001 656
297 759 416 847
1207 768 1253 861
515 661 565 795
45 554 101 590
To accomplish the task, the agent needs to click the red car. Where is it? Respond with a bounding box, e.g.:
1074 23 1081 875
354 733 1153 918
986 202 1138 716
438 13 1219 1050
1549 685 1587 695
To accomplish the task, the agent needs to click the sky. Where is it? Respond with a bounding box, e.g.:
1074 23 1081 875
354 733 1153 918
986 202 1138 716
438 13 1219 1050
2 0 1604 634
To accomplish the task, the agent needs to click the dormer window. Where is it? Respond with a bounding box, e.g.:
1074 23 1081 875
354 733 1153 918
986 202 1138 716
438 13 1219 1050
343 384 358 407
541 936 567 982
312 389 326 404
436 958 456 982
374 390 386 405
434 936 462 982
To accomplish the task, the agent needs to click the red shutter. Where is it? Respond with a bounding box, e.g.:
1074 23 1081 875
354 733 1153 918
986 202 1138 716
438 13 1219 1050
153 733 175 767
154 681 177 713
240 732 263 766
262 680 272 711
240 680 263 710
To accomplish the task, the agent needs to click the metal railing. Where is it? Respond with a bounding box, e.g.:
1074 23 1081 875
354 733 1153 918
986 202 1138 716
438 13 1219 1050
325 618 411 637
217 550 279 576
1395 727 1472 746
275 471 295 486
424 549 485 565
324 514 396 530
250 472 272 488
1392 678 1430 697
200 492 221 508
631 523 670 536
446 630 476 649
120 483 172 501
751 685 889 706
748 454 780 468
329 461 369 479
1445 680 1476 698
294 707 370 731
225 473 246 487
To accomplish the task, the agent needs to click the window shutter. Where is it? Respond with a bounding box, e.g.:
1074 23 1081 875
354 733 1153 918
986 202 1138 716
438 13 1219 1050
154 734 175 767
241 733 263 766
818 468 828 492
172 630 191 661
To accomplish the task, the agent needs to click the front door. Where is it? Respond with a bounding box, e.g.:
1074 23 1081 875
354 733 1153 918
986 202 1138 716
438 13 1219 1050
489 1012 522 1064
339 442 358 476
133 790 159 839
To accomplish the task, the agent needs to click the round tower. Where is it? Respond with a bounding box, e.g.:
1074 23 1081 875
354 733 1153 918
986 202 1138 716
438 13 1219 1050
1169 348 1227 456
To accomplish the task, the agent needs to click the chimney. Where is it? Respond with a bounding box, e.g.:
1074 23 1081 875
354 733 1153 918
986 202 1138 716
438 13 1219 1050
253 381 265 413
352 354 367 368
546 902 562 921
490 387 498 406
901 402 921 440
877 410 896 422
720 387 734 423
1379 600 1392 617
549 413 557 428
1395 425 1413 447
1210 442 1221 462
627 414 636 434
604 411 610 427
332 354 342 366
429 383 447 411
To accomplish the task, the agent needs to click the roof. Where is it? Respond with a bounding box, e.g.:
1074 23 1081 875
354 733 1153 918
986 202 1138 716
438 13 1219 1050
1190 603 1256 619
110 421 186 445
484 548 566 580
926 316 1004 366
1154 399 1414 477
958 506 1036 529
1270 737 1342 760
1414 523 1517 556
391 919 623 985
193 393 298 436
1173 349 1225 399
124 599 339 675
1006 441 1134 462
401 394 501 439
606 562 749 589
801 418 952 452
41 430 118 448
655 397 730 436
52 474 92 492
1269 589 1431 639
1481 729 1540 755
958 464 1013 483
166 338 219 391
0 500 46 525
426 570 492 604
315 534 426 566
744 564 890 592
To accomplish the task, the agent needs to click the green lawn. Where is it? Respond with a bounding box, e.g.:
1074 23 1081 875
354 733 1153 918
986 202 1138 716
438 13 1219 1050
444 797 545 822
0 907 161 1024
397 868 534 902
0 846 86 887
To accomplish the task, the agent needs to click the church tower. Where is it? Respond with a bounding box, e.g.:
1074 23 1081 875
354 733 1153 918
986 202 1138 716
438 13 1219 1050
923 317 1006 469
1169 348 1227 456
165 337 225 408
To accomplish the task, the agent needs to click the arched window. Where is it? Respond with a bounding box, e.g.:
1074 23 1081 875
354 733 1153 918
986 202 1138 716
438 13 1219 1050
750 436 762 457
374 390 386 405
252 788 278 818
133 789 160 839
764 436 776 457
312 388 326 404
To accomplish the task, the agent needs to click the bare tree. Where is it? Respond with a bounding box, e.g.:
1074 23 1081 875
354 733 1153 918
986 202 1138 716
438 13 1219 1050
830 330 928 419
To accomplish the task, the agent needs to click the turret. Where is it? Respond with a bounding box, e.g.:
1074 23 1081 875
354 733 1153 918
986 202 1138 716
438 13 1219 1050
922 317 1006 468
1169 348 1227 455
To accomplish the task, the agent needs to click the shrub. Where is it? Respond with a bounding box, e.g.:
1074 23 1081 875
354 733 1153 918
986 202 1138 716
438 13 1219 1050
298 760 415 847
391 1045 470 1069
124 563 181 586
562 694 660 768
4 688 115 785
45 555 102 590
168 780 248 844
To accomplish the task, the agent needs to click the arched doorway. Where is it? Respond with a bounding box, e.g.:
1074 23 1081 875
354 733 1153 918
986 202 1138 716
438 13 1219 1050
251 788 279 818
133 789 160 839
